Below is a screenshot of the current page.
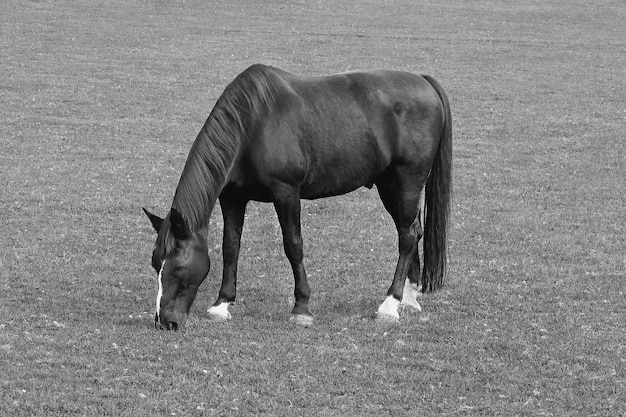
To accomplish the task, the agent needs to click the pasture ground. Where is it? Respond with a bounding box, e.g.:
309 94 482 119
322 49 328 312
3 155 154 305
1 0 624 415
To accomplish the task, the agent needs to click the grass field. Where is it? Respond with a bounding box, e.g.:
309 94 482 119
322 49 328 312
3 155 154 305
1 0 624 415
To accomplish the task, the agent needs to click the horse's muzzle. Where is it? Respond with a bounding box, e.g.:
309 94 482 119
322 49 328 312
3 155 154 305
154 312 183 331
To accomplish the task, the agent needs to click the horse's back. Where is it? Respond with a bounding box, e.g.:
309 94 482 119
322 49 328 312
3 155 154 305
281 67 444 153
227 65 445 200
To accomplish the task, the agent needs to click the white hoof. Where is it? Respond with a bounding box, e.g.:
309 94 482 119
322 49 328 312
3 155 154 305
207 302 232 321
401 279 422 312
376 296 400 321
290 314 314 327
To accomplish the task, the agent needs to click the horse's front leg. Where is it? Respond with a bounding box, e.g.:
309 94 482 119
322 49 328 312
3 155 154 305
207 196 247 321
273 187 313 326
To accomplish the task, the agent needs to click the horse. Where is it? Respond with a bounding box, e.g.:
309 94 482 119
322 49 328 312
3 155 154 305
143 64 452 330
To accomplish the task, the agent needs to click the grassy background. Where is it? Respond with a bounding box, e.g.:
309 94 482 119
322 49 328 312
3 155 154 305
1 0 624 415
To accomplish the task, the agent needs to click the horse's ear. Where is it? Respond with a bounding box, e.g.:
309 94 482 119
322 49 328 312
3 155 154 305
169 207 190 239
143 208 164 232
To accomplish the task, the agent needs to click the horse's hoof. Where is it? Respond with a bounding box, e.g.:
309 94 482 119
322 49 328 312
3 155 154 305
375 311 400 322
400 298 422 312
376 295 400 321
401 278 423 311
207 303 232 321
207 312 231 321
290 314 314 327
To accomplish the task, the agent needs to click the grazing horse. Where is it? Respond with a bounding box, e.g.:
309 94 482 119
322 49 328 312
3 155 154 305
144 64 452 330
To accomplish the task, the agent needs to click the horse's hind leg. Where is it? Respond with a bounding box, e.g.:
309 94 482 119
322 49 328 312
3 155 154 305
376 171 425 320
402 187 425 310
272 186 313 326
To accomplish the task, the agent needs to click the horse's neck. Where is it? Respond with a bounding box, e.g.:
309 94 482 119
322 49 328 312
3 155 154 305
172 124 241 230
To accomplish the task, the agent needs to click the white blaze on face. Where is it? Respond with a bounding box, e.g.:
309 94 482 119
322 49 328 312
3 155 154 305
155 261 165 318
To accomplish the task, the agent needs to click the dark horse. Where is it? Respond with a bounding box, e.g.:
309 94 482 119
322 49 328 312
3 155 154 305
144 64 452 330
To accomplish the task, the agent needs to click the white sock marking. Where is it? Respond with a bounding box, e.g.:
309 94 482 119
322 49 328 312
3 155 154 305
377 295 400 320
207 301 232 320
155 261 165 318
401 278 422 311
290 313 314 327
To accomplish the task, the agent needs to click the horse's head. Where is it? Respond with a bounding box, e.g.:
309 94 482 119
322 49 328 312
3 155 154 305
143 207 210 330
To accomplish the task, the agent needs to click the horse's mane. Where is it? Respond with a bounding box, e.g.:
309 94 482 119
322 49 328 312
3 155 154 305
170 64 279 230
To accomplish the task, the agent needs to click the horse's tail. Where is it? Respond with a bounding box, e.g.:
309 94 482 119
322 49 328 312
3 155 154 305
420 75 452 293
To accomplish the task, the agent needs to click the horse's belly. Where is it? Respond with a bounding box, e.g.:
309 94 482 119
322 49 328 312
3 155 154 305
300 180 370 200
299 154 383 199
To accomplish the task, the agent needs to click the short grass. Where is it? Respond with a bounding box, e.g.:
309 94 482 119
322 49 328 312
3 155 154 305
1 0 624 415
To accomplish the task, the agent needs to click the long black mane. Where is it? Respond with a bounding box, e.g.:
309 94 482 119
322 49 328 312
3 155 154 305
171 64 278 230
